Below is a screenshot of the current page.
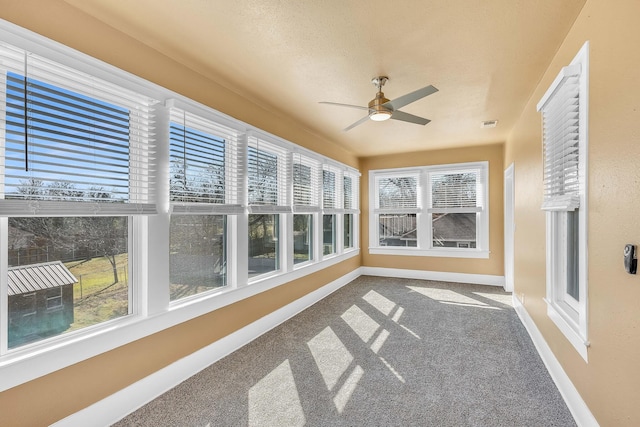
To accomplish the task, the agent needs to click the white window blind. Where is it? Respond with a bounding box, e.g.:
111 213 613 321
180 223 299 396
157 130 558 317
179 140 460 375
169 108 242 214
247 135 290 212
322 165 342 211
376 175 418 212
428 168 484 213
344 175 353 209
537 63 582 211
0 42 157 216
292 152 320 211
343 171 360 213
322 168 335 209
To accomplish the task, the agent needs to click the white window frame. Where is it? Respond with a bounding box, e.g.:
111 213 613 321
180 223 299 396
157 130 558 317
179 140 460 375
291 153 321 269
369 162 489 258
0 19 360 392
341 170 360 255
166 101 243 304
537 41 589 361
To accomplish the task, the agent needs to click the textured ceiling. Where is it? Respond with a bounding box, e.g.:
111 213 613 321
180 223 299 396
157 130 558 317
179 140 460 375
65 0 586 157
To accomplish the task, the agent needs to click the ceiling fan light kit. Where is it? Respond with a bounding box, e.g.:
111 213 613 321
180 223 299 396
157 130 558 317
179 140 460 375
320 76 438 131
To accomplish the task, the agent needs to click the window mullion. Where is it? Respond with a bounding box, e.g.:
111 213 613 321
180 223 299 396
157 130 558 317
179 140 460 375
146 105 170 314
419 170 430 249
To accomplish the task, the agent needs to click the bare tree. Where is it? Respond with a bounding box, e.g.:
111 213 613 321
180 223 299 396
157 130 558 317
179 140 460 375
11 180 126 284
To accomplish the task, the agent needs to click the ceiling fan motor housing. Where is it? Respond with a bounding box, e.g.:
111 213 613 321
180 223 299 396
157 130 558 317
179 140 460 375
368 91 392 120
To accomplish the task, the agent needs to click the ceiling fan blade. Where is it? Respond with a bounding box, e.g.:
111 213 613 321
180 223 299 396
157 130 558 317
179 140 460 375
343 115 370 131
384 85 438 111
390 110 431 125
319 101 369 111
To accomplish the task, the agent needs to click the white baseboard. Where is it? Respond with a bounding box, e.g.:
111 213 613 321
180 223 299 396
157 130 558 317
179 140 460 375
52 268 362 427
512 295 599 427
361 266 505 287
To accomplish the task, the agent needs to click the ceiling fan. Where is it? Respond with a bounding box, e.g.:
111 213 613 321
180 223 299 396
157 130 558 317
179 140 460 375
320 76 438 131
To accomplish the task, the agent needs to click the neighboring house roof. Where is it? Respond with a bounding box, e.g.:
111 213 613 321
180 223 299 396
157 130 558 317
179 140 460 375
8 261 78 296
380 213 476 242
433 213 476 241
400 229 417 241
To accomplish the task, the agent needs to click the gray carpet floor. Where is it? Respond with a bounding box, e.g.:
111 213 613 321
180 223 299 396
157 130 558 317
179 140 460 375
113 276 577 427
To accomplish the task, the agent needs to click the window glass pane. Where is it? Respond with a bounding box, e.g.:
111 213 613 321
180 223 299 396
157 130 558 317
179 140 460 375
293 214 313 264
293 163 312 206
249 214 279 277
431 171 478 209
344 176 353 209
8 216 128 349
378 214 417 247
566 210 580 301
169 122 226 204
323 214 336 255
344 214 353 249
5 73 129 200
170 215 226 301
432 213 476 248
323 170 336 208
378 176 417 209
248 147 278 205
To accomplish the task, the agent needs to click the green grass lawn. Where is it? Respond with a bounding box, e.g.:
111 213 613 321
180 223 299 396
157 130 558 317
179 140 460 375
66 254 129 331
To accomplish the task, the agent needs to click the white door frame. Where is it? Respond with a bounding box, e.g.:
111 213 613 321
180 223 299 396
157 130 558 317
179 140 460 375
504 163 515 292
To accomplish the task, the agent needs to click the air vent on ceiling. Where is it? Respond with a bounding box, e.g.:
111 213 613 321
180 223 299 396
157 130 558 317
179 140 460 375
481 120 498 128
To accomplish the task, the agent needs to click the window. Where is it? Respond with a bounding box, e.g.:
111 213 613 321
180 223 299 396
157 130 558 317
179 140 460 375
46 287 63 310
322 166 340 256
343 172 360 251
168 107 240 301
375 174 418 247
292 153 320 266
0 21 360 391
429 167 484 249
370 162 489 257
0 41 155 349
537 42 589 361
247 135 290 278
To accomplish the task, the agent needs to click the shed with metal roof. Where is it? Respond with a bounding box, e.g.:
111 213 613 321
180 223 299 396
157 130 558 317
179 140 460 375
8 261 76 348
8 261 78 296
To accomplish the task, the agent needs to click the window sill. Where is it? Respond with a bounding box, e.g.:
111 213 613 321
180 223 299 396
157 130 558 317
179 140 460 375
545 299 589 362
368 247 490 259
0 249 359 392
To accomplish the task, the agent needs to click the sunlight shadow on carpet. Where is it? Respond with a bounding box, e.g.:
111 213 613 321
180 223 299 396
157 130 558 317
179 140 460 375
333 365 364 413
341 304 380 342
370 328 390 353
306 326 354 391
408 286 501 310
248 359 305 426
362 290 396 315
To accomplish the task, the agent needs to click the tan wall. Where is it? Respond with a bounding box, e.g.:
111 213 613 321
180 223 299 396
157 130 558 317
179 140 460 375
0 2 361 426
505 0 640 425
360 144 504 277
